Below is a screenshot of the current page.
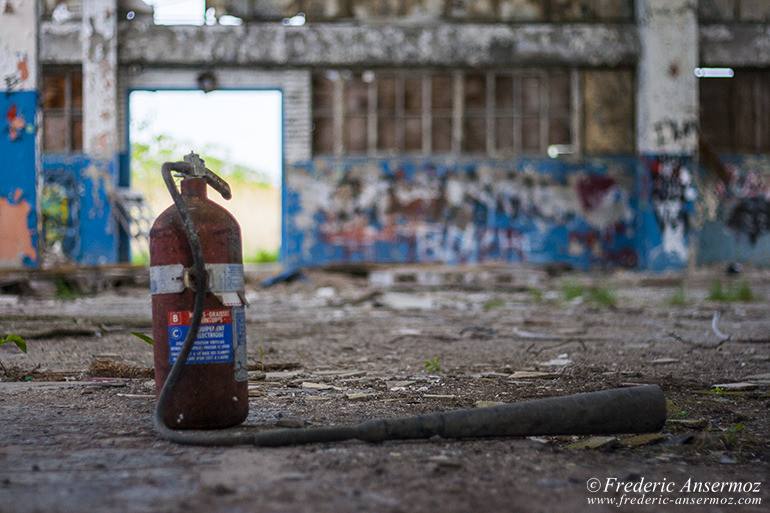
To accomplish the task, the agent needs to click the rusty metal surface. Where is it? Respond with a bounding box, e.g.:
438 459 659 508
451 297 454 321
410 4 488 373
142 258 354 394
149 177 247 429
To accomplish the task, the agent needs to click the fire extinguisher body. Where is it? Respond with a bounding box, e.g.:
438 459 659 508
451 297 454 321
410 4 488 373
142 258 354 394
150 177 248 429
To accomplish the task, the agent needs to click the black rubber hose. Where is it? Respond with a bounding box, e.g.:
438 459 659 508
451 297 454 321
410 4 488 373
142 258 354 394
153 161 667 447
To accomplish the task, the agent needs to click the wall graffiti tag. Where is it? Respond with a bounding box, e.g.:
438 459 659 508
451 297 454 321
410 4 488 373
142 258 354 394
717 158 770 245
5 102 25 141
285 158 639 269
647 156 696 264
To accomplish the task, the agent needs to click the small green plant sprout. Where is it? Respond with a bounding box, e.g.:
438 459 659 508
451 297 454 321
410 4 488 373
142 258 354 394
561 282 585 301
725 422 744 446
707 280 757 302
130 332 154 345
245 249 279 264
0 335 27 353
528 288 543 303
587 286 618 307
733 281 756 301
561 282 617 307
483 297 506 311
424 357 441 372
259 346 265 371
667 286 688 306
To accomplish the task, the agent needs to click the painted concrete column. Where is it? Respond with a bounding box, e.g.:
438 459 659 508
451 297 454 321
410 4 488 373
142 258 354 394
78 0 120 264
636 0 699 271
636 0 698 154
0 0 39 268
82 0 118 157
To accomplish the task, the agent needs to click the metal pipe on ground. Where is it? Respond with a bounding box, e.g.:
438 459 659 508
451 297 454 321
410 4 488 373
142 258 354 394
248 385 667 447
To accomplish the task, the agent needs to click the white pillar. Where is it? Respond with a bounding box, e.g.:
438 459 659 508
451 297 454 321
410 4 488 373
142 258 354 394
82 0 118 158
636 0 698 155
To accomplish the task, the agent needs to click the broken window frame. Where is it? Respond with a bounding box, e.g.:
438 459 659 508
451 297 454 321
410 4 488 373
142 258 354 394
311 68 577 158
42 66 84 153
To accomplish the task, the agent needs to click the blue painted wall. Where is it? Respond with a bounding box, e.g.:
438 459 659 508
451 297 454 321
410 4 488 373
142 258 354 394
635 155 697 271
0 91 38 268
283 156 689 270
42 154 119 266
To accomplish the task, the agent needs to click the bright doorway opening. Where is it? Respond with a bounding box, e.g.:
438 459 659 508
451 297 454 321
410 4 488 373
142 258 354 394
128 89 282 264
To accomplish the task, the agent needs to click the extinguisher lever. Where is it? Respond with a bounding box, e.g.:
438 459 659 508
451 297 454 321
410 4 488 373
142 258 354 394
200 167 232 201
161 152 232 200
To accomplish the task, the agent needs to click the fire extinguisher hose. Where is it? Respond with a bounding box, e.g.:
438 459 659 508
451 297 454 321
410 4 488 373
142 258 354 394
154 161 667 447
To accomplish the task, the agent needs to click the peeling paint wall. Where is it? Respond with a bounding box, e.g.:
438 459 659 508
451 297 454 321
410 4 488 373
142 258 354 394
209 0 635 22
82 0 118 157
0 188 36 266
283 157 704 271
42 154 119 265
31 1 770 271
115 21 638 68
284 157 646 270
697 155 770 267
637 156 697 270
0 1 39 268
636 0 698 155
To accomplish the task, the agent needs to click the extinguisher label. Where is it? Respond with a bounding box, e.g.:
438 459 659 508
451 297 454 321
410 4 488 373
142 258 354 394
168 309 234 365
232 306 248 382
150 265 185 295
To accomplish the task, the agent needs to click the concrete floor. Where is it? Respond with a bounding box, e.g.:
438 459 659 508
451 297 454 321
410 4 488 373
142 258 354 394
0 265 768 512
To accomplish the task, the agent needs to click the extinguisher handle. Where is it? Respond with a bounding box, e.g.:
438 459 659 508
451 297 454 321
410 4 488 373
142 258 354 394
161 160 232 200
201 168 232 200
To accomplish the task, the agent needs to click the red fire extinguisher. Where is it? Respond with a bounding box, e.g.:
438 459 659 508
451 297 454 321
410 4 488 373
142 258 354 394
149 152 248 430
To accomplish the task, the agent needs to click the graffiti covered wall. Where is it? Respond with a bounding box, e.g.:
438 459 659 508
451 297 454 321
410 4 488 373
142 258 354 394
42 155 119 266
636 155 697 271
697 155 770 267
0 92 38 268
284 157 652 269
0 2 38 268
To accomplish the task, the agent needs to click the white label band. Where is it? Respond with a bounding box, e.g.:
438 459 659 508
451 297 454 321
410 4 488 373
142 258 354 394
150 263 245 296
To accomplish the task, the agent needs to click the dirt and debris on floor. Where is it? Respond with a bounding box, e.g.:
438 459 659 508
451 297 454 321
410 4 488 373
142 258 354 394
0 264 768 512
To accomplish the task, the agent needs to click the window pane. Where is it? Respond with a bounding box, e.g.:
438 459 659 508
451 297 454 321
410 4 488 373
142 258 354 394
522 117 540 152
43 114 68 152
71 72 83 110
495 75 513 110
312 74 335 113
583 69 634 153
431 75 453 111
463 117 486 152
548 72 570 113
404 118 422 151
699 78 732 152
404 78 422 113
345 116 367 152
549 117 571 145
522 76 541 114
432 117 452 152
43 74 67 109
72 117 83 151
377 117 397 151
312 116 334 154
346 75 368 114
495 117 514 152
377 76 397 113
465 73 486 110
